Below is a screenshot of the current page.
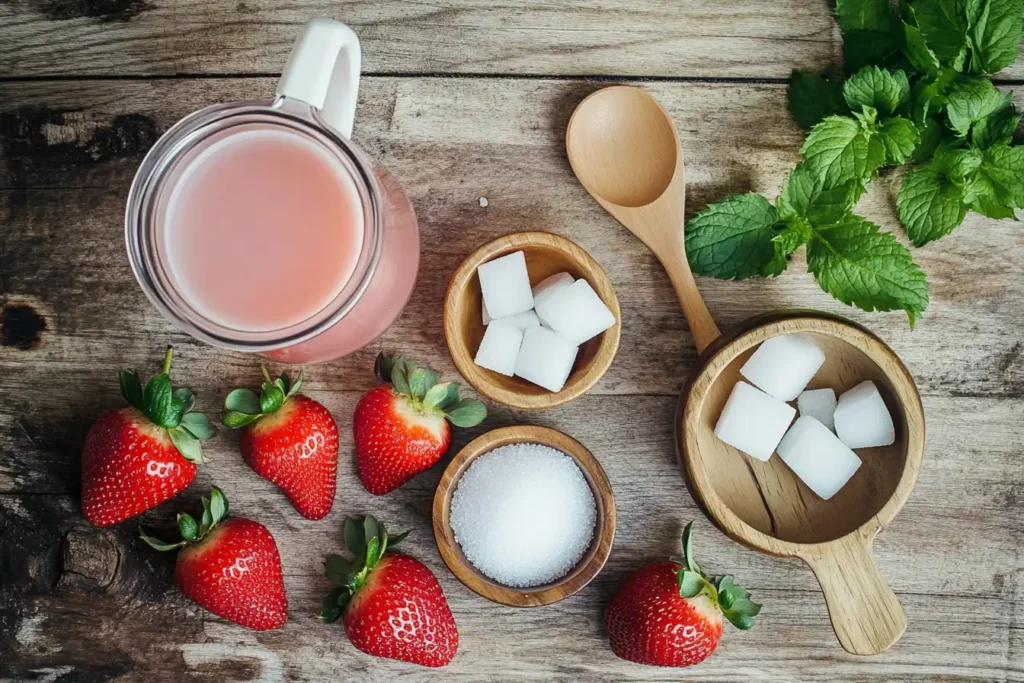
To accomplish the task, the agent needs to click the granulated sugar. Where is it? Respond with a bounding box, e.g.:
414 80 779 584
449 443 597 587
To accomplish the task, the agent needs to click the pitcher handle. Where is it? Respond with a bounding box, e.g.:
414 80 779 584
277 18 361 138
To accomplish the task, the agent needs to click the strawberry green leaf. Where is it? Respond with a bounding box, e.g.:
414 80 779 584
966 0 1024 75
222 410 260 429
119 370 144 411
677 570 706 599
408 368 440 400
390 360 412 395
321 586 346 623
177 513 198 541
807 214 929 325
842 66 910 117
365 536 382 568
284 371 303 398
788 70 850 130
445 398 487 428
169 427 204 464
717 576 762 630
344 517 367 560
139 531 185 552
259 382 285 414
199 496 212 534
181 412 215 440
224 388 261 415
388 530 411 549
685 193 783 280
144 374 174 427
680 521 700 574
363 516 380 547
802 114 887 187
173 387 196 414
374 353 397 384
325 554 356 586
424 382 460 411
210 486 228 523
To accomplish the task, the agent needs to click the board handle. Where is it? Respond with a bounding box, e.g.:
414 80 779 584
801 533 907 655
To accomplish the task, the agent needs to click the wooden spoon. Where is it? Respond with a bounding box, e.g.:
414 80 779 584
566 85 720 353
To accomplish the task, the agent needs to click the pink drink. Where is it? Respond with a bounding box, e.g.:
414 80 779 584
163 128 364 332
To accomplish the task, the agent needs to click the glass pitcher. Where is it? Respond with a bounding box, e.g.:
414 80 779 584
125 19 419 364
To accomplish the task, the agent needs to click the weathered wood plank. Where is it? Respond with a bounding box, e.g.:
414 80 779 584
1 78 1022 400
2 1 1022 82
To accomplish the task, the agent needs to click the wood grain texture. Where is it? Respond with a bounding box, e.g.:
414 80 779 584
432 425 616 607
0 74 1022 680
444 231 620 408
682 315 926 655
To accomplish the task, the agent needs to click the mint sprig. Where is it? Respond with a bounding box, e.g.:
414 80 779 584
689 0 1023 325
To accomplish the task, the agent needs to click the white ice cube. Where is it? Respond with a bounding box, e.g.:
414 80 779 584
834 380 895 449
532 272 574 309
534 279 616 345
482 301 492 326
797 388 837 432
474 322 523 376
777 416 862 500
713 381 796 462
490 309 541 332
514 327 579 392
739 333 826 401
478 251 534 319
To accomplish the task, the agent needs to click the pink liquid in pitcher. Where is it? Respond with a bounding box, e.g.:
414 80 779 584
163 128 364 331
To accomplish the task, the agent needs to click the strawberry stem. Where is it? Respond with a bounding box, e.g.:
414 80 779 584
161 346 173 375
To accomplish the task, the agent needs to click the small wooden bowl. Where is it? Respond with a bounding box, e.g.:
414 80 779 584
444 232 621 409
432 425 616 606
679 312 925 656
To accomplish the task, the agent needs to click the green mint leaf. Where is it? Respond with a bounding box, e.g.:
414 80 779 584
119 370 144 410
801 115 887 186
836 0 903 72
763 224 806 277
842 66 910 117
224 388 261 415
446 398 487 427
912 0 970 68
879 116 921 165
945 77 1011 137
935 145 984 178
966 0 1024 74
788 70 850 129
807 214 929 325
181 412 216 441
910 68 958 123
972 99 1021 149
321 586 346 624
168 427 204 464
912 117 949 162
897 161 970 246
902 15 943 73
975 144 1024 208
685 194 782 280
777 162 861 226
143 373 174 427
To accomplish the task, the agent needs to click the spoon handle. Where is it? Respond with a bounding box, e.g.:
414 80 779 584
660 245 720 353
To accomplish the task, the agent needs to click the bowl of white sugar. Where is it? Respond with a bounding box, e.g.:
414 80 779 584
432 425 615 606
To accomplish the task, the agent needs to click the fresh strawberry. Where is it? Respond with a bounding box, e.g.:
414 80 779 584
321 515 458 667
353 354 486 495
141 487 288 630
221 368 338 520
606 522 761 667
81 346 215 527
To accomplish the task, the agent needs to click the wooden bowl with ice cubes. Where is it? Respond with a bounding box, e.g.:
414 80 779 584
678 312 925 657
444 231 621 409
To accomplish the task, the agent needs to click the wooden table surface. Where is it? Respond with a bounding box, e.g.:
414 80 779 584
1 2 1022 681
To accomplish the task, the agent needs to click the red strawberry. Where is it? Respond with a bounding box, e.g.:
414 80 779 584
606 522 760 667
81 346 215 527
222 368 338 520
321 515 458 667
141 487 288 630
353 354 486 495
